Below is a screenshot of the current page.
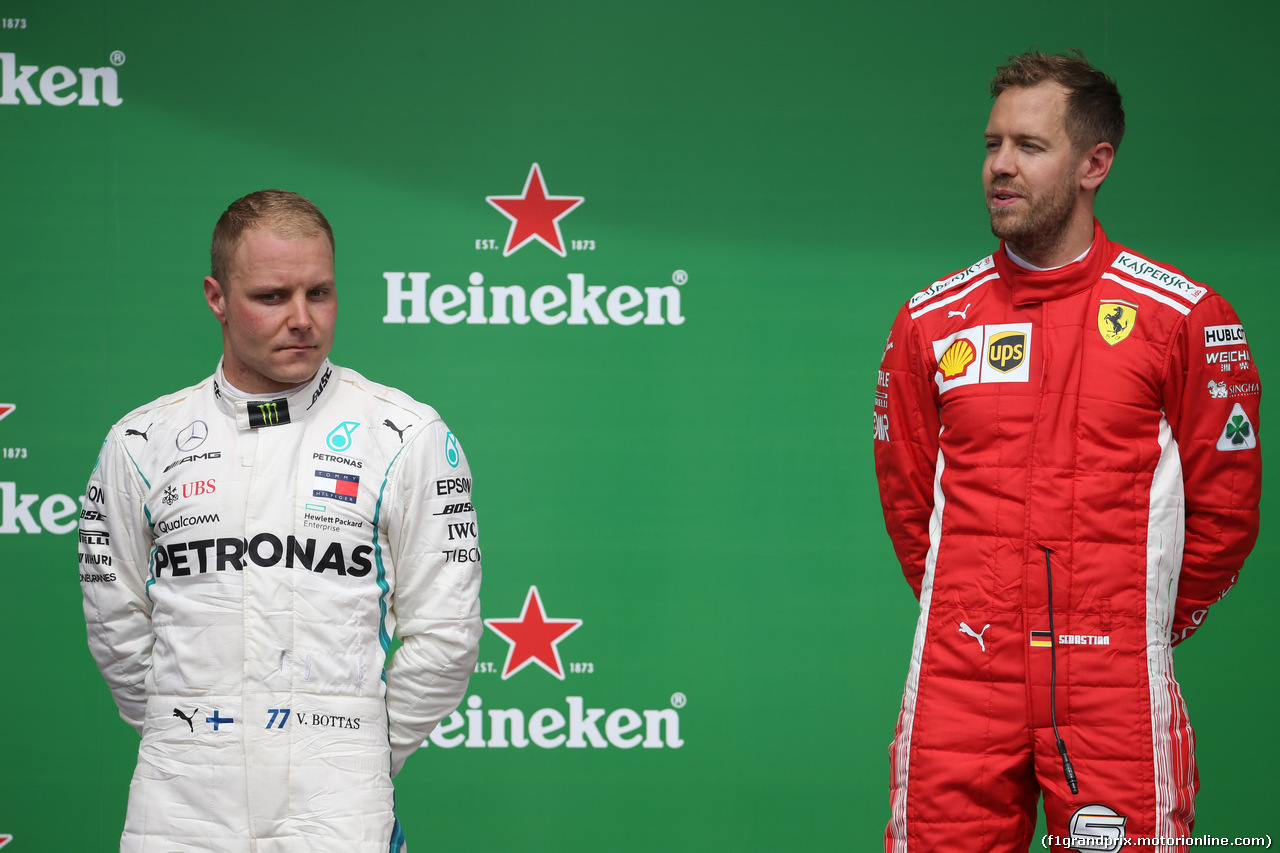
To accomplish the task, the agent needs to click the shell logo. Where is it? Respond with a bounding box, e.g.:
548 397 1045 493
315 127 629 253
938 339 976 379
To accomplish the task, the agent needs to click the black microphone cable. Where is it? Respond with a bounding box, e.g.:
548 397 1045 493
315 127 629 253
1044 546 1079 795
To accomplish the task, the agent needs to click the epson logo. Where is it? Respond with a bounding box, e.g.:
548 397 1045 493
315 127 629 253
435 477 472 496
1 52 123 107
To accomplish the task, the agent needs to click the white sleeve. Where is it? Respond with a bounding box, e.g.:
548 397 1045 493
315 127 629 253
383 418 483 775
79 429 155 734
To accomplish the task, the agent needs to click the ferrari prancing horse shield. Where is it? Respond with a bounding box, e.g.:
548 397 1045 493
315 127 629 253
1098 300 1138 346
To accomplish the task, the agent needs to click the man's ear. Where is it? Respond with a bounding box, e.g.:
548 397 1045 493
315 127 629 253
204 276 228 324
1080 142 1115 191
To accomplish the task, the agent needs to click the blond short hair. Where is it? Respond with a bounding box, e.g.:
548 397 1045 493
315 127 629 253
210 190 334 283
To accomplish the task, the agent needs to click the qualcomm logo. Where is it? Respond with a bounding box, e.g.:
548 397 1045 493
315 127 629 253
426 584 686 750
1 52 125 106
381 163 686 327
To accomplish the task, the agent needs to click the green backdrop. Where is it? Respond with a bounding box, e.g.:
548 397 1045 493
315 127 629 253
1 1 1275 850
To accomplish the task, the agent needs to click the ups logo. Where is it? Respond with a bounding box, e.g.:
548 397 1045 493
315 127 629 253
987 332 1026 373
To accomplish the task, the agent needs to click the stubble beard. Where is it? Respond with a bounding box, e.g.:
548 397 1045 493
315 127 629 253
987 172 1077 260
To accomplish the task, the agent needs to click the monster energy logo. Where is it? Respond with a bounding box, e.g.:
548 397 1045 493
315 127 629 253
247 398 292 429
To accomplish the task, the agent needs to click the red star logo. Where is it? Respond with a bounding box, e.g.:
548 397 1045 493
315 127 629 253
485 163 584 257
0 835 12 849
0 404 13 423
484 586 582 680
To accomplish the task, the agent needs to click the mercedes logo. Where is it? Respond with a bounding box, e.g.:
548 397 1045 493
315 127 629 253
175 420 209 451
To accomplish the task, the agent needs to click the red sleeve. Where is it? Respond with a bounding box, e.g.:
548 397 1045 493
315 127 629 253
874 304 943 599
1163 294 1261 643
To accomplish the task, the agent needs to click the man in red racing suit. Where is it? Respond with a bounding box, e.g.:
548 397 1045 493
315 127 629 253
874 52 1260 853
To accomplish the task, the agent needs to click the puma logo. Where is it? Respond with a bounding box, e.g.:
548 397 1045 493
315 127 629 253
173 707 198 732
948 303 971 319
383 419 410 443
125 424 152 441
959 621 990 652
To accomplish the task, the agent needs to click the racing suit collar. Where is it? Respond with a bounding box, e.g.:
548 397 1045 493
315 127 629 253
994 220 1117 306
211 358 336 430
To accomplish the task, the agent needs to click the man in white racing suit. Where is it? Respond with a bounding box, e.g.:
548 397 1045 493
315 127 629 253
78 190 482 853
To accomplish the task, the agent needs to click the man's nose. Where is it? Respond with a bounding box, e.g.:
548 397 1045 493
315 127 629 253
287 293 312 329
988 143 1016 176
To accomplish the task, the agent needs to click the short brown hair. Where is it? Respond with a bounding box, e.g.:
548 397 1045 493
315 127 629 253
210 190 335 283
991 49 1125 154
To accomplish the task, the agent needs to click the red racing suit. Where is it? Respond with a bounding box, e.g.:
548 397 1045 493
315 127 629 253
874 222 1260 852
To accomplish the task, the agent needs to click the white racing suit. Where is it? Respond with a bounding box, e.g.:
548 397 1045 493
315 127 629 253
78 359 482 853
